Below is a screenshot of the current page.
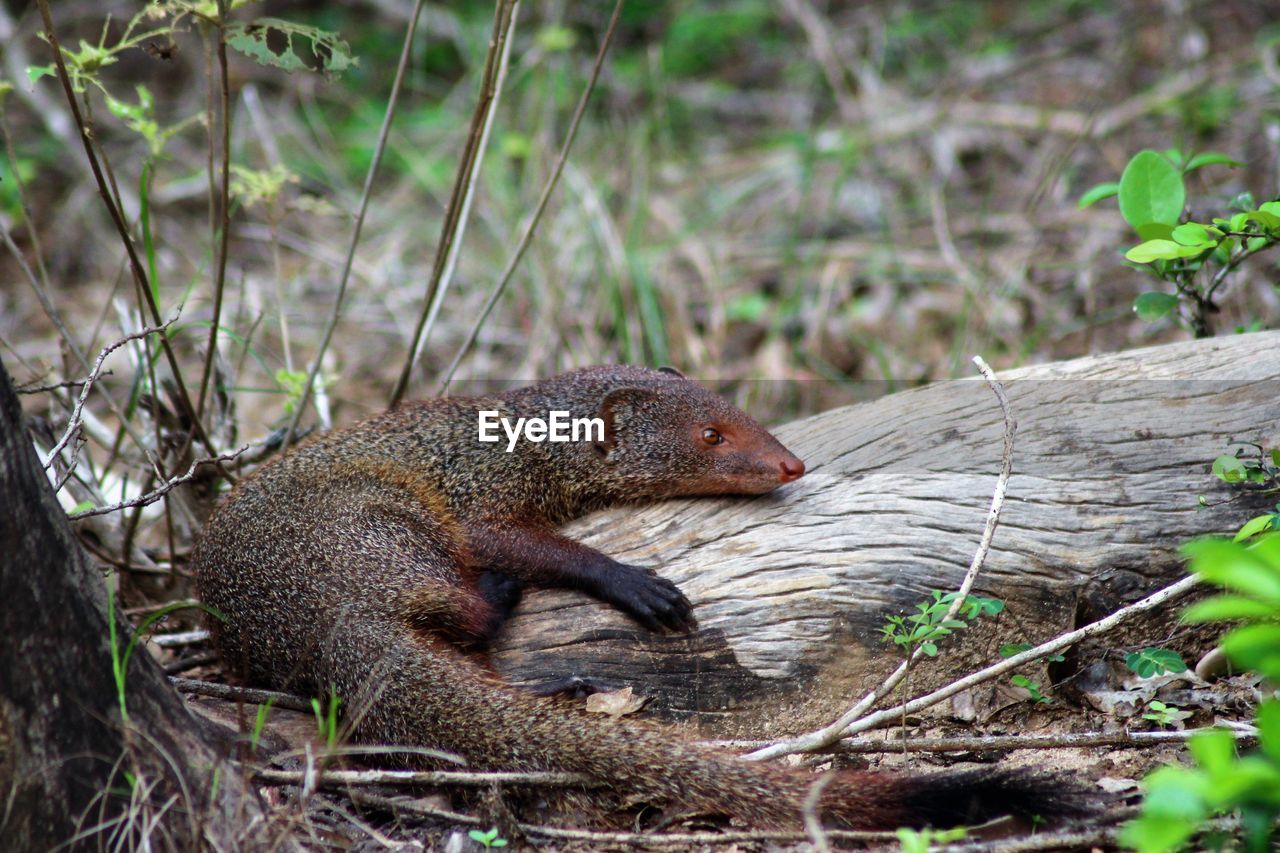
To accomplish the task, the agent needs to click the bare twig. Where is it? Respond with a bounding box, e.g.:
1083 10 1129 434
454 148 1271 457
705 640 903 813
748 355 1016 761
68 444 249 520
390 0 520 407
169 677 313 713
800 771 835 853
195 0 234 422
747 572 1199 758
35 0 218 457
284 0 430 447
42 314 180 471
350 790 893 847
438 0 626 392
838 575 1199 740
255 767 594 789
150 630 211 649
717 726 1258 754
16 375 98 394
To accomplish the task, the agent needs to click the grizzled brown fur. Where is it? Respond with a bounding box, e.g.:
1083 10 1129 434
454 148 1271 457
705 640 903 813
193 366 1076 829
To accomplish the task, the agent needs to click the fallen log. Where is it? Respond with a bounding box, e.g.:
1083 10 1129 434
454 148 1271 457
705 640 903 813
492 332 1280 737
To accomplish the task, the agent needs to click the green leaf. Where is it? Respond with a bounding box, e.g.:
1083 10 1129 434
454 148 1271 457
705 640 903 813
226 18 357 76
1211 454 1248 482
1184 151 1244 172
1125 647 1188 678
1236 514 1280 542
726 293 769 323
1183 595 1278 623
25 64 55 85
1078 181 1120 208
1243 209 1280 231
1221 624 1280 680
1258 700 1280 764
1133 292 1179 321
535 25 577 52
69 499 95 515
1134 222 1175 241
1000 643 1032 657
1118 150 1186 231
1230 191 1256 212
1189 728 1237 777
1126 239 1214 263
1171 223 1221 246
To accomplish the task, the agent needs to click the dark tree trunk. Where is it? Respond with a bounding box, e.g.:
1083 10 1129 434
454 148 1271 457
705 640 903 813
0 356 269 851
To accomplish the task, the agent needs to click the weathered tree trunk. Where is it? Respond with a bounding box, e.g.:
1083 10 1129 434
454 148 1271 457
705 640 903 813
0 357 272 851
493 332 1280 737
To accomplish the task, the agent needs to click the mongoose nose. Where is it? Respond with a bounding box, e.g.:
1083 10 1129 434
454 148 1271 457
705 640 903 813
779 456 805 482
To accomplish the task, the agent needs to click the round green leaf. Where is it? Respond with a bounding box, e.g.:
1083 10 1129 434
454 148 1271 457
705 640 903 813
1184 151 1244 172
1125 647 1188 678
1183 595 1277 623
1134 222 1175 241
1118 150 1186 230
1221 624 1280 680
1133 292 1179 320
1078 182 1120 209
1126 240 1213 264
1171 223 1220 246
1244 210 1280 230
1212 454 1248 482
1235 514 1279 542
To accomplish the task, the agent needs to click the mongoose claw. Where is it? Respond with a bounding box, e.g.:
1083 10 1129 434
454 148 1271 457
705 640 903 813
600 562 698 633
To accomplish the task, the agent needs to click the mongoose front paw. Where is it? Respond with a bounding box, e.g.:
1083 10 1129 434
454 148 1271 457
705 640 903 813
601 563 697 633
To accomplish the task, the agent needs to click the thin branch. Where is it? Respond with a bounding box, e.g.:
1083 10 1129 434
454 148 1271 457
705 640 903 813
750 572 1198 757
68 444 249 520
842 575 1200 740
34 0 218 457
438 0 626 393
283 0 430 448
16 375 99 394
716 726 1259 754
349 789 894 847
748 354 1017 761
800 771 835 853
150 630 211 648
42 314 180 470
389 0 519 408
195 0 234 421
255 767 594 789
169 677 313 713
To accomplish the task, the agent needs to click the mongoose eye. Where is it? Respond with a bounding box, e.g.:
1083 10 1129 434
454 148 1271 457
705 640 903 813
701 427 724 446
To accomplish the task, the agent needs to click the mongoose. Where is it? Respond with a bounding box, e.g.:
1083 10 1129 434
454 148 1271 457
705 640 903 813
193 365 1074 829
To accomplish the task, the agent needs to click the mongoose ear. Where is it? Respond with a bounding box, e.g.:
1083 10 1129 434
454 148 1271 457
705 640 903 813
595 387 657 458
657 365 684 378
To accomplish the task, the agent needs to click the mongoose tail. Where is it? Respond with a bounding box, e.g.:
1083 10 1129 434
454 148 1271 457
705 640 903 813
193 366 1084 830
320 611 1081 830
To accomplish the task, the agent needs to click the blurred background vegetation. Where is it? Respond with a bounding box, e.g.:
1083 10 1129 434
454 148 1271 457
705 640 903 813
3 0 1280 437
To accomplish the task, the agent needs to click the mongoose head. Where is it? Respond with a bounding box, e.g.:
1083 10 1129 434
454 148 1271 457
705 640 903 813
589 367 805 498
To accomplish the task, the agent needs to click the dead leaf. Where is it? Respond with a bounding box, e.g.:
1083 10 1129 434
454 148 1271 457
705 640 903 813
585 686 648 717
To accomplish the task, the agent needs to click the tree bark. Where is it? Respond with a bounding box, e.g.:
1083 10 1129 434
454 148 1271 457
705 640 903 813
0 356 271 851
492 332 1280 736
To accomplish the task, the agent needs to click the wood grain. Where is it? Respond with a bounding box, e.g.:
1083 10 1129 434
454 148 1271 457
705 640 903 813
492 332 1280 736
